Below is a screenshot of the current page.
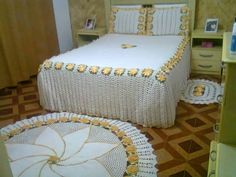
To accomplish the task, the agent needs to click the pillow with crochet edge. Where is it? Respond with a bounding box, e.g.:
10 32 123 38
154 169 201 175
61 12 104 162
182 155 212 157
109 5 147 35
147 4 190 36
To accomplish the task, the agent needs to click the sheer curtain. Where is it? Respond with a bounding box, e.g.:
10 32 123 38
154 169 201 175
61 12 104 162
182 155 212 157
0 0 59 89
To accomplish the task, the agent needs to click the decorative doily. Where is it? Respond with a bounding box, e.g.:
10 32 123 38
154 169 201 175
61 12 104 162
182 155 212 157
0 113 157 177
181 79 222 104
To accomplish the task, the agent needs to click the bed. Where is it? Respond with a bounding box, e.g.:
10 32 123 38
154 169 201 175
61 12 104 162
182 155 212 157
38 0 196 128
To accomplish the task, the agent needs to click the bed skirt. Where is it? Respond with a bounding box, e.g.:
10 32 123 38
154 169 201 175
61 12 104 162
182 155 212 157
38 46 190 128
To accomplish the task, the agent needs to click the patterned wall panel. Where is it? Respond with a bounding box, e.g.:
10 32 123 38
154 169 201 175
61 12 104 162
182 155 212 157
69 0 106 45
69 0 236 46
195 0 236 31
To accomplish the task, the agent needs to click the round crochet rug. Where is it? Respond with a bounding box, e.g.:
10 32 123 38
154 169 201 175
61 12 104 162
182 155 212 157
181 79 222 104
0 112 157 177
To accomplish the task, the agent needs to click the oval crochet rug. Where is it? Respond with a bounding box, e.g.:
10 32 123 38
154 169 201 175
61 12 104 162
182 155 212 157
181 79 222 104
0 112 157 177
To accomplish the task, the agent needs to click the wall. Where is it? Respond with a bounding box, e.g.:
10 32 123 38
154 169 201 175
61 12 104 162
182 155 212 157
195 0 236 31
52 0 73 53
69 0 106 46
69 0 236 46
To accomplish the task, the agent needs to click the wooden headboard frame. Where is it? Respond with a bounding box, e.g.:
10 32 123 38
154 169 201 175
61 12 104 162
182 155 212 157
104 0 196 33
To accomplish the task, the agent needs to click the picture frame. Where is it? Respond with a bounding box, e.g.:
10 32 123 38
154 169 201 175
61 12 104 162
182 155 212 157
84 18 96 30
204 18 218 33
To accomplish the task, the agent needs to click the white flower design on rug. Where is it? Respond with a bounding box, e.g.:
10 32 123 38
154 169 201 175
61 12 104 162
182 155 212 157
6 125 125 177
1 113 157 177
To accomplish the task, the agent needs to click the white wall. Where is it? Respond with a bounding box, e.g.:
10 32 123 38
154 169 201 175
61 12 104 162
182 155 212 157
52 0 73 53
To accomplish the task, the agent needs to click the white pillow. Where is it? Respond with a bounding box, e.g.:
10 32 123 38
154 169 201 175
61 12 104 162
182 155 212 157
147 4 190 36
109 6 147 35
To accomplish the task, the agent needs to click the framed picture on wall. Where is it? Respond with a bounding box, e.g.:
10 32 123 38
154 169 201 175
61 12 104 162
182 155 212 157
205 18 218 33
84 18 96 30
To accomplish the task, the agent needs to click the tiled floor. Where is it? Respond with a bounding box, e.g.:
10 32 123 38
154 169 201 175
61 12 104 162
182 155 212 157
0 76 219 177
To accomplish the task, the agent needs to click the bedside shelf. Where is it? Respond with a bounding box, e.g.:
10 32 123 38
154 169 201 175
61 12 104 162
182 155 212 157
77 28 106 47
191 29 224 76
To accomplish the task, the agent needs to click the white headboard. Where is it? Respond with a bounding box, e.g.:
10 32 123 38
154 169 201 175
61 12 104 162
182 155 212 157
104 0 196 33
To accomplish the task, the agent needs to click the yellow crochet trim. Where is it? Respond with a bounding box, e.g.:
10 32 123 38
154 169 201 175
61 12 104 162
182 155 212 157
77 64 87 73
114 68 125 76
142 68 153 78
102 67 112 76
55 62 64 70
66 63 75 71
128 68 139 76
89 66 99 74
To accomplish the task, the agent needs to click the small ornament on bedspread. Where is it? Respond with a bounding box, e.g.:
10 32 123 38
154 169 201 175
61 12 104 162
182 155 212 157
121 43 137 49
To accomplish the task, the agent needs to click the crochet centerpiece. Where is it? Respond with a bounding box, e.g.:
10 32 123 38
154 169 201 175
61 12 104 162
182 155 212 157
0 112 157 177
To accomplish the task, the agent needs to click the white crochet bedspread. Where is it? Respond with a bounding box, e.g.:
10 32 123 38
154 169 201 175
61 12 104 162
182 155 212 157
38 34 190 128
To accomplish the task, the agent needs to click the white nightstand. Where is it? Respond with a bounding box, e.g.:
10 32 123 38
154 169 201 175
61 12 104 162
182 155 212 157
191 29 224 76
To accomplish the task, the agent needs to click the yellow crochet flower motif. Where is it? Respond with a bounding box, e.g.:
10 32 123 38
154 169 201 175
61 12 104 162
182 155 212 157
66 63 75 71
89 66 99 74
122 137 133 146
77 64 87 73
91 119 100 126
112 7 118 13
142 68 153 77
128 68 138 76
35 121 43 127
9 129 21 137
102 67 112 76
193 85 205 97
110 125 119 132
138 16 145 23
47 156 60 164
137 24 145 30
59 117 68 122
126 165 138 175
100 121 110 128
71 117 79 122
116 131 126 138
79 118 90 124
128 154 139 164
44 60 52 70
148 8 156 15
156 73 166 82
178 31 186 36
55 62 64 70
181 6 189 14
180 24 187 30
139 8 146 14
114 68 125 76
47 119 57 125
126 145 136 153
22 124 32 130
181 15 189 22
147 16 153 23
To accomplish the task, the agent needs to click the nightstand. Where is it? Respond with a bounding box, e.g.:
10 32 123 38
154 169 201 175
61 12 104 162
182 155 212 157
191 29 224 76
77 28 106 47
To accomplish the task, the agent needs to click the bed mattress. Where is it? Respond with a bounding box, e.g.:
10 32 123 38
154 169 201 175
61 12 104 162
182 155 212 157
38 34 190 128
